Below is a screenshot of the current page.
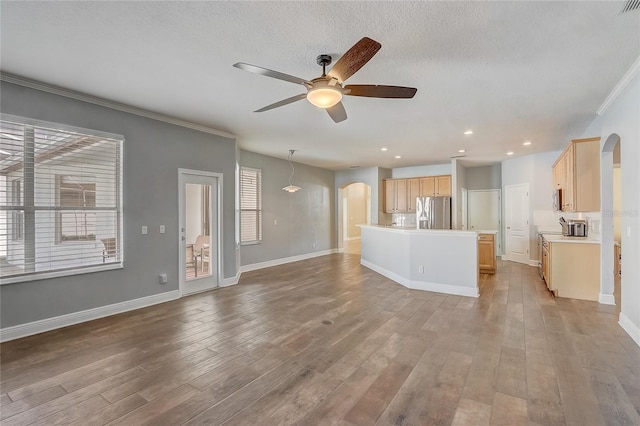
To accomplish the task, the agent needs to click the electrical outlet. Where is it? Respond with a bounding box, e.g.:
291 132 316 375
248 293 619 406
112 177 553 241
141 225 148 235
418 265 424 273
159 273 167 284
160 225 165 234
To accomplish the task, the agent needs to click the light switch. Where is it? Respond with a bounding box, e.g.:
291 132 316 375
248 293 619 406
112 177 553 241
160 225 166 234
141 226 148 235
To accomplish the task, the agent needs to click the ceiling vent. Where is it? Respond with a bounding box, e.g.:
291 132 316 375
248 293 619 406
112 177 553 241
449 154 466 159
620 0 640 14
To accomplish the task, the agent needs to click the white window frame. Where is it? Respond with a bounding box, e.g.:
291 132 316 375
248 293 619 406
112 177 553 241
240 166 262 245
0 114 124 284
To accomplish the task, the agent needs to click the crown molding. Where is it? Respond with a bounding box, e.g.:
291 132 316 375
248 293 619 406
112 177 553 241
597 55 640 116
0 72 235 140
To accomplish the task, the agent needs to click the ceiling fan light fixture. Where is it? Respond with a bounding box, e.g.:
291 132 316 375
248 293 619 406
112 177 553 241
306 85 343 109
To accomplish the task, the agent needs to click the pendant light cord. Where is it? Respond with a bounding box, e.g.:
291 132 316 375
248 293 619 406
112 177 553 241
288 149 295 186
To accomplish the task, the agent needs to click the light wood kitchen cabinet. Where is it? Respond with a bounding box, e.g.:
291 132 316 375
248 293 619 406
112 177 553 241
419 175 451 197
384 175 451 213
542 241 550 284
407 178 420 212
384 179 408 213
478 233 496 274
552 137 600 212
544 239 600 301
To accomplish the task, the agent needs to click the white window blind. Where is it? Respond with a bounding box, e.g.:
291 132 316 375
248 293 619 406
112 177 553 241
240 167 262 244
0 114 123 283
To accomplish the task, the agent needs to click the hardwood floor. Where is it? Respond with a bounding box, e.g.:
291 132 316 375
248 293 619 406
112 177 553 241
1 254 639 425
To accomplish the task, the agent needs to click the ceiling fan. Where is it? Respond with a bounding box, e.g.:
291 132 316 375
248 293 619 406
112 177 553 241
233 37 417 123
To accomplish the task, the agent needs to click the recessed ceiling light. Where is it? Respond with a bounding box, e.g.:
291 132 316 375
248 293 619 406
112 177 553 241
458 149 466 153
395 155 401 159
523 141 532 146
507 151 514 156
381 147 388 151
464 130 473 135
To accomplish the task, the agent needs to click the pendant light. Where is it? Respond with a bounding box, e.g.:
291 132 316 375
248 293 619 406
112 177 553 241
282 150 301 193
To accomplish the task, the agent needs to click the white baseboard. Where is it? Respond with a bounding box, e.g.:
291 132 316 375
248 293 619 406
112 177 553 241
344 236 361 242
240 249 338 273
599 293 616 305
528 259 539 267
0 290 180 343
619 312 640 348
337 248 345 253
361 259 479 298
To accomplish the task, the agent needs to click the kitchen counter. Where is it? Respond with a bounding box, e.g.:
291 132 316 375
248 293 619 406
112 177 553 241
359 225 479 298
542 234 600 244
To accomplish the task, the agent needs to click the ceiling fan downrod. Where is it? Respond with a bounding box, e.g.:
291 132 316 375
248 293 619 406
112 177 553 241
316 54 332 77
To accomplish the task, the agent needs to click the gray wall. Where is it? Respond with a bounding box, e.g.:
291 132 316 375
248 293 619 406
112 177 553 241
0 81 237 328
466 164 502 190
239 150 335 266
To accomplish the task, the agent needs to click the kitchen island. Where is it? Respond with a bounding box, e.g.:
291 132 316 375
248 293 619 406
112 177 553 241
359 225 479 298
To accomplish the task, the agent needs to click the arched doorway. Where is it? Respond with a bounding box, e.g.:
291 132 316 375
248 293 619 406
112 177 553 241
338 182 371 255
600 133 621 306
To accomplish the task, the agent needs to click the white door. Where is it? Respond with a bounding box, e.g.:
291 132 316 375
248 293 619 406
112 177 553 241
468 189 501 255
505 183 530 264
178 169 222 296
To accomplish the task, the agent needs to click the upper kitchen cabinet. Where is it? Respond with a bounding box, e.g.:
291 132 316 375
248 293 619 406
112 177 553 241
420 175 451 197
384 175 452 214
384 179 408 213
552 137 600 212
407 178 421 212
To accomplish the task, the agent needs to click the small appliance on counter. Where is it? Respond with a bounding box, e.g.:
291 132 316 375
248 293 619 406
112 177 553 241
559 217 588 237
416 196 451 229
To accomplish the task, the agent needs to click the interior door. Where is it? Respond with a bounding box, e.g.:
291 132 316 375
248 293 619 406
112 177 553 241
468 189 501 255
178 169 221 296
505 183 530 264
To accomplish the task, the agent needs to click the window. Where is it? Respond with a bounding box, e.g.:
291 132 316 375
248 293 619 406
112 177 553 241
56 176 97 242
11 179 23 240
0 114 123 283
240 167 262 244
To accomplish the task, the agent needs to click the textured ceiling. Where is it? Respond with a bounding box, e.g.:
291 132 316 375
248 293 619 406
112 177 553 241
1 1 639 170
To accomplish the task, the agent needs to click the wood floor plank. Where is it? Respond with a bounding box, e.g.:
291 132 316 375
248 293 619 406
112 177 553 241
1 256 638 426
67 394 147 426
490 392 528 426
342 361 413 424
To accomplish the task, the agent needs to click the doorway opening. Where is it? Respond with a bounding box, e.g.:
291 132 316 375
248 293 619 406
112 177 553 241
468 189 502 256
339 182 371 255
178 169 222 296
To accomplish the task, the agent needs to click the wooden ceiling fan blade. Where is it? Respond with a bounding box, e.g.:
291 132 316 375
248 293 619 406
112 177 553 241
344 85 417 98
254 93 307 112
326 102 347 123
233 63 310 86
327 37 381 83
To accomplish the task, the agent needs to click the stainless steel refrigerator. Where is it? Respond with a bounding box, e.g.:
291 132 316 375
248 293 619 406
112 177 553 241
416 196 452 229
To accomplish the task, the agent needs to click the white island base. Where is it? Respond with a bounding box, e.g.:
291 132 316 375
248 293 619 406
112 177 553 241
359 225 479 298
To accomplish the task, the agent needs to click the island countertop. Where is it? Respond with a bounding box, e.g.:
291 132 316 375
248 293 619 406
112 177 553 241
360 225 496 236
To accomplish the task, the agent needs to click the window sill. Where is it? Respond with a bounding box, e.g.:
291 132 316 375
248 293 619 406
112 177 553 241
241 241 262 246
0 262 123 285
